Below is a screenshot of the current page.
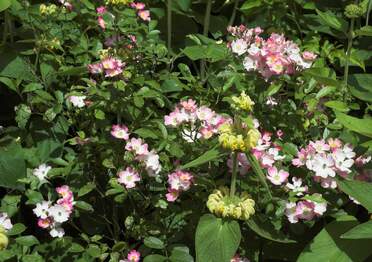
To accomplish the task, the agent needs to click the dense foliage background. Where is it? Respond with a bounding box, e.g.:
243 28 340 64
0 0 372 261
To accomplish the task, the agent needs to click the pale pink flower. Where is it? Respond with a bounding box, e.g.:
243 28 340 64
68 95 86 108
309 140 330 153
285 202 298 223
56 185 73 200
127 250 141 262
111 124 130 140
168 170 193 191
101 57 124 77
131 2 145 10
292 148 307 167
196 106 215 122
267 166 289 185
180 99 198 112
138 10 150 21
328 138 342 150
125 137 149 156
117 167 141 189
98 16 105 30
355 155 371 167
37 218 52 229
96 6 106 14
231 39 248 56
166 189 180 202
88 63 103 74
276 129 284 139
302 51 317 61
295 201 316 221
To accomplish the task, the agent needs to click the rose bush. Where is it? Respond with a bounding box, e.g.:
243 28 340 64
0 0 372 261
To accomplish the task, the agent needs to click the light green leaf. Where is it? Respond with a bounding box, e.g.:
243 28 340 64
348 74 372 103
240 0 261 11
337 179 372 212
144 236 165 249
7 223 26 236
315 9 348 32
143 255 167 262
0 0 11 12
355 26 372 37
180 148 221 170
78 182 96 197
324 101 349 112
298 216 372 262
15 235 40 247
169 246 194 262
341 220 372 239
335 111 372 138
195 214 241 262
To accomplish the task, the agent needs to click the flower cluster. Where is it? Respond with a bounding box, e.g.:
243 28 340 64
120 250 141 262
33 163 52 182
39 4 58 15
68 95 86 108
166 170 194 202
285 194 327 223
33 186 75 238
292 138 367 189
88 57 125 78
227 25 317 79
207 187 255 220
231 255 250 262
112 125 162 188
164 99 229 142
219 122 260 152
130 2 151 21
231 91 255 112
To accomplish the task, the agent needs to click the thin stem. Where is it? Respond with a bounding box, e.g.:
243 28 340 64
200 0 212 81
367 0 372 26
167 0 172 59
343 18 355 94
228 0 240 26
1 12 9 47
246 152 273 200
230 152 238 197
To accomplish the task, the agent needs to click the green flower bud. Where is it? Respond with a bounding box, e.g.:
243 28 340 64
344 4 365 19
0 233 8 250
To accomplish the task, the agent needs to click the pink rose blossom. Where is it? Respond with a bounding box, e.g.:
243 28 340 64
267 166 289 185
117 167 141 189
98 16 105 30
166 189 180 202
127 250 141 262
125 137 149 156
138 10 150 21
96 6 106 14
111 124 130 140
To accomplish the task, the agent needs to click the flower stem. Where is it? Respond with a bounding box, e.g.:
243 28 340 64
246 152 273 200
366 0 372 26
167 0 172 59
200 0 212 81
228 0 240 26
343 18 355 95
230 152 238 197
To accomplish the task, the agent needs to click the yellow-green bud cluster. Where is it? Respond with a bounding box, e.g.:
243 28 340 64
37 36 61 50
231 91 255 112
39 4 58 15
218 123 260 152
105 0 133 5
344 4 365 18
207 187 255 220
0 227 8 250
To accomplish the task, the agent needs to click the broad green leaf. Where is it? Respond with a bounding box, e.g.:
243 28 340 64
169 246 194 262
316 86 336 99
324 101 349 112
144 236 165 249
0 76 17 92
15 235 40 247
337 179 372 212
75 201 94 212
303 67 339 86
246 216 296 243
161 78 186 93
297 216 372 262
180 148 221 169
0 0 11 12
143 255 167 262
240 0 261 11
0 144 26 190
78 182 96 197
176 0 191 12
7 223 26 236
348 74 372 103
195 214 241 262
1 195 21 217
183 45 227 62
315 9 348 33
355 26 372 37
15 104 31 128
80 0 95 10
134 128 159 139
0 56 36 81
341 220 372 239
335 112 372 138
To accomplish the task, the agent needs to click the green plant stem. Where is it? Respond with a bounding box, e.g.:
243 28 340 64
200 0 212 81
167 0 172 59
230 152 238 197
343 18 355 94
246 152 273 200
367 0 372 26
1 12 9 47
228 0 240 26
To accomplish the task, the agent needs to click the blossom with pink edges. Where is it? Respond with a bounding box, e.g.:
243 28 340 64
125 137 149 156
285 196 327 223
267 166 289 185
127 250 141 262
138 10 150 21
166 170 193 201
118 167 141 189
111 124 130 140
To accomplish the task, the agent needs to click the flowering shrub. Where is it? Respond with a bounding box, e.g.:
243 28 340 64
1 0 372 261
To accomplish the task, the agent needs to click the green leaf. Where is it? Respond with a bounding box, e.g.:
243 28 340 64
22 254 43 262
144 236 165 249
315 9 348 32
161 78 186 93
15 235 39 247
0 76 17 92
7 223 26 236
134 128 158 139
335 111 372 138
341 220 372 239
240 0 261 11
180 148 221 170
0 56 36 81
195 214 241 262
143 255 167 262
337 179 372 212
23 83 43 93
316 86 336 99
68 243 85 253
348 74 372 103
324 101 349 112
169 246 194 262
0 0 11 12
298 216 372 262
78 182 96 197
355 26 372 37
246 216 296 243
75 201 94 212
1 195 21 217
15 104 31 128
0 144 26 190
80 0 95 10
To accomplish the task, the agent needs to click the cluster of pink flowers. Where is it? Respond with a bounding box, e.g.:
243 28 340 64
33 185 75 238
130 2 150 21
227 25 317 79
231 254 250 262
111 125 162 188
166 170 194 202
292 138 370 189
88 57 125 78
120 250 141 262
96 6 108 30
164 99 229 142
285 195 327 224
